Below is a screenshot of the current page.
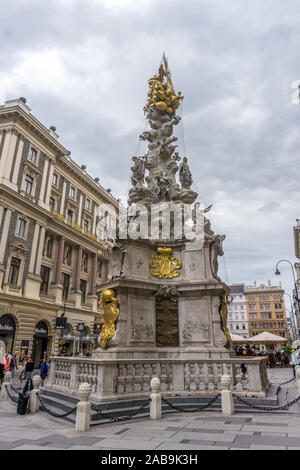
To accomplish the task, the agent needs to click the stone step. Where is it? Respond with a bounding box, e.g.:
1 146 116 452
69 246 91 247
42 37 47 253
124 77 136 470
40 387 79 405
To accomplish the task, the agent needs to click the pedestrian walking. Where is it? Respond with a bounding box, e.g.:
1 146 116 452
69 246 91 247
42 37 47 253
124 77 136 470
0 359 4 386
19 356 27 389
4 353 11 372
290 349 299 377
10 354 17 377
39 358 48 386
24 356 34 381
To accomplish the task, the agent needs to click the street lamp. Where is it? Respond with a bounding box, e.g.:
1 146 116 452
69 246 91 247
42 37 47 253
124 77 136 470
55 293 67 329
275 259 300 340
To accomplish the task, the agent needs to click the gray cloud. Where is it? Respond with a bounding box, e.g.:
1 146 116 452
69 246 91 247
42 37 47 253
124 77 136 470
1 0 299 295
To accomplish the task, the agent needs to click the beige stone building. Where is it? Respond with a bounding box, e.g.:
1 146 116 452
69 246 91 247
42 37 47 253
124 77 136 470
245 281 289 340
0 97 119 366
293 219 300 338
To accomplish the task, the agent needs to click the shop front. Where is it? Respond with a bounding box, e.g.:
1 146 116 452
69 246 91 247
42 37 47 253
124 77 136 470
0 315 16 354
79 326 92 356
59 324 75 356
32 321 51 367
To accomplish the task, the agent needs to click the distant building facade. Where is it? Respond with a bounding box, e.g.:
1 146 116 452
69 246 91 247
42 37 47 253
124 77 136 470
0 98 119 366
244 281 289 340
227 284 249 339
293 219 300 338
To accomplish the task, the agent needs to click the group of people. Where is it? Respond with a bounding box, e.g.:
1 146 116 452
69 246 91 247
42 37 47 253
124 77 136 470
18 353 48 388
0 353 17 385
235 345 300 376
0 351 49 388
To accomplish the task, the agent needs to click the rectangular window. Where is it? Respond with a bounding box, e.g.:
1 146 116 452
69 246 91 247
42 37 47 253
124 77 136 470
82 253 88 273
45 236 53 258
29 148 37 163
16 218 26 237
49 197 55 210
40 265 50 294
24 174 33 194
52 173 58 186
80 279 87 303
83 220 89 232
97 259 102 277
8 257 20 286
62 273 70 299
70 186 75 199
85 199 90 210
67 210 73 223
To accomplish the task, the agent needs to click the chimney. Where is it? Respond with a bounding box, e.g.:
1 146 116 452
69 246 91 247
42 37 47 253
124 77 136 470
268 280 271 287
253 280 256 287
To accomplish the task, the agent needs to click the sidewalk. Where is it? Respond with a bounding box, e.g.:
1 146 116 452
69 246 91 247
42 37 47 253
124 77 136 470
0 368 299 450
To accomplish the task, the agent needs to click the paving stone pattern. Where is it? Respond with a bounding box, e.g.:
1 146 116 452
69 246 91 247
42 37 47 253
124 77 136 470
1 368 300 450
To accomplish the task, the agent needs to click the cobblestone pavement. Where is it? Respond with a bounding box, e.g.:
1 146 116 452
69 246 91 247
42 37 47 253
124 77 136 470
1 368 300 450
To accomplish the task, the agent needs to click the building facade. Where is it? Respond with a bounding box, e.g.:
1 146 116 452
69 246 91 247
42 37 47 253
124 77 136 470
227 284 249 339
293 219 300 338
245 281 289 340
0 98 119 366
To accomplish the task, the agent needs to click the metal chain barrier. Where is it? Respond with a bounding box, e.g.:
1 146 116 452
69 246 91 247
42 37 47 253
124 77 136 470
91 399 151 423
232 393 300 412
10 382 21 394
37 393 77 418
4 385 18 404
278 377 295 386
161 394 221 413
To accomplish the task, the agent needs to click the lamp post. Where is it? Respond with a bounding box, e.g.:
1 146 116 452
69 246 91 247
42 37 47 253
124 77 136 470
275 260 300 340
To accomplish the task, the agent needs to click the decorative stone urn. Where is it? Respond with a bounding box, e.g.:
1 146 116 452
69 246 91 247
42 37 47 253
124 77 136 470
221 374 231 390
32 375 41 389
78 382 92 402
150 376 161 392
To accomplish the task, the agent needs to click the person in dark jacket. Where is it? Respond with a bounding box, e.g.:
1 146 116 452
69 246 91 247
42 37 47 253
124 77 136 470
0 361 4 386
39 358 48 385
24 356 34 380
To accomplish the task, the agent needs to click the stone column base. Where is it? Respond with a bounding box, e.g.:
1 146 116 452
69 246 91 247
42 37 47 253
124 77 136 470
49 284 63 305
24 276 41 300
69 291 82 309
86 294 98 312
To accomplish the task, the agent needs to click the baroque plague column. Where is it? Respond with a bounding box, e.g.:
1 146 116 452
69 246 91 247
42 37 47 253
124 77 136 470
47 58 270 399
94 56 233 359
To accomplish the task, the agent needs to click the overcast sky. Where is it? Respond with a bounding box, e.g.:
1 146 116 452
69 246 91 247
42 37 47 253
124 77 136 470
1 0 300 301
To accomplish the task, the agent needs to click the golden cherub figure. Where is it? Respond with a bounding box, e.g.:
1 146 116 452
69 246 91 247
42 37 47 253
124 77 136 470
99 289 120 349
146 59 183 114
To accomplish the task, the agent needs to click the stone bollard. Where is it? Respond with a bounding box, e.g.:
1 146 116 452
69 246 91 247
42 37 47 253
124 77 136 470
296 367 300 395
0 371 12 401
30 375 42 413
75 382 92 432
150 376 162 420
221 374 235 416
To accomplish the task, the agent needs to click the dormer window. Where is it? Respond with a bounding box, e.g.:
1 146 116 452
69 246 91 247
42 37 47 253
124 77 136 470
29 148 37 163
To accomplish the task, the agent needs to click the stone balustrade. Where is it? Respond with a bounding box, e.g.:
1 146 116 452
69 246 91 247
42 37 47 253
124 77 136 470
46 356 269 400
